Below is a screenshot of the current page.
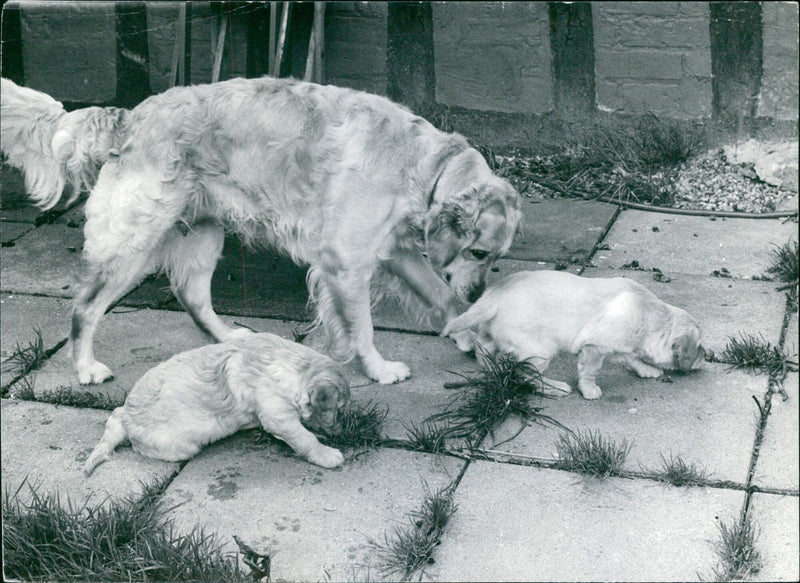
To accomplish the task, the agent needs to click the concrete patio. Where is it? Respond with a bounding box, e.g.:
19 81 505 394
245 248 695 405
1 166 798 581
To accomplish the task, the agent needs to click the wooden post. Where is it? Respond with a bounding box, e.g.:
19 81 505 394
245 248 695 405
269 2 277 75
183 0 192 85
313 1 325 83
212 11 227 83
272 2 290 77
169 3 187 87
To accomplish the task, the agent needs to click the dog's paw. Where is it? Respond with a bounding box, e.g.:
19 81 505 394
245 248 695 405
224 327 254 340
578 381 602 400
307 444 344 468
449 330 475 352
369 360 411 385
78 361 114 385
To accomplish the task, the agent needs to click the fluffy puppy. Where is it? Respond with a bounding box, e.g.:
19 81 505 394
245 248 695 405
442 271 705 400
83 333 350 476
1 76 521 386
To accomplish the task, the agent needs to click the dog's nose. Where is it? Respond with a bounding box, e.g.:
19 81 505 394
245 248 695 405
467 286 484 304
444 273 452 284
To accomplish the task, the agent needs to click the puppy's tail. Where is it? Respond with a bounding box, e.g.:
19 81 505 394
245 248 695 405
1 78 128 210
442 300 498 336
83 408 128 477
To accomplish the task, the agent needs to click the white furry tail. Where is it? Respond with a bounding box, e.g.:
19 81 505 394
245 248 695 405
1 77 128 210
83 408 128 477
442 300 498 336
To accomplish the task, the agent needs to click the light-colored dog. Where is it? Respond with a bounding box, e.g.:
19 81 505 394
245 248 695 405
442 270 705 400
83 333 350 476
0 77 521 385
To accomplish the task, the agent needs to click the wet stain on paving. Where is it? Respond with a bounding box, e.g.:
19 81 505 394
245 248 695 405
208 468 241 501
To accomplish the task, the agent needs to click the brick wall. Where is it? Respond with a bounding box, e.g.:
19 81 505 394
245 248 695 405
324 1 387 96
593 2 712 119
758 1 799 121
433 2 552 115
17 1 116 103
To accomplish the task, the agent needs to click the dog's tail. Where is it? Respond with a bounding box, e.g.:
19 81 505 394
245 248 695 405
442 299 498 336
1 77 128 210
83 408 128 477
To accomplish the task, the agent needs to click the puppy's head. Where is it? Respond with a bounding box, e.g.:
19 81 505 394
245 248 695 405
299 359 351 435
668 312 705 372
426 176 521 304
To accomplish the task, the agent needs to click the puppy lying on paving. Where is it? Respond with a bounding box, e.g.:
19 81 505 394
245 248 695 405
83 332 350 476
443 271 705 400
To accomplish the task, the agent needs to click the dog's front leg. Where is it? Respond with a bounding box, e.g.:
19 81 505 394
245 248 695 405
259 412 344 468
386 250 460 321
327 267 411 384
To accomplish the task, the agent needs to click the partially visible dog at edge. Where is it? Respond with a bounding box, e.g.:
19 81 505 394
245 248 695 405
443 270 705 400
83 333 350 476
0 76 522 385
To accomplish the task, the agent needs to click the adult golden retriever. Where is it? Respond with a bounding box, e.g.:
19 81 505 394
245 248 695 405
1 77 521 384
83 332 350 475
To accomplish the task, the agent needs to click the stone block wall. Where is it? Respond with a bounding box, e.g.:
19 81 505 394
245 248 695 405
758 1 799 121
432 2 552 115
592 2 712 118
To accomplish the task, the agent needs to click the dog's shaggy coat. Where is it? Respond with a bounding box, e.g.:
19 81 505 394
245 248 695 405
443 271 705 399
0 77 522 385
83 333 350 475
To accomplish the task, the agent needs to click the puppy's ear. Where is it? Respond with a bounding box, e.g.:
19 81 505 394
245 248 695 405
671 333 701 371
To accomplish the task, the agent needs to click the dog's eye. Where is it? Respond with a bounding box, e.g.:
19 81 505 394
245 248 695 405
469 249 489 261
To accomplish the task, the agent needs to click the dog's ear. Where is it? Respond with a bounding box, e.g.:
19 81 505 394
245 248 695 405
430 187 481 237
671 332 701 371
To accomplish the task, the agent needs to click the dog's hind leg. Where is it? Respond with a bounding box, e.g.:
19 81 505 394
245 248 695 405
160 222 247 342
72 251 156 384
83 407 129 476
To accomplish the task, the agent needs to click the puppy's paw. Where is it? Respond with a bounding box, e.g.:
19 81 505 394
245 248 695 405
78 361 114 385
224 327 254 340
578 381 602 400
368 360 411 385
449 330 474 353
306 444 344 468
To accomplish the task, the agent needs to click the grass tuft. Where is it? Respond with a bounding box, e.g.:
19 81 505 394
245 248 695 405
402 421 450 454
322 401 387 451
2 477 253 582
719 332 789 378
554 429 632 478
711 514 762 581
366 482 457 580
766 239 799 286
1 328 46 379
426 350 567 444
651 452 709 487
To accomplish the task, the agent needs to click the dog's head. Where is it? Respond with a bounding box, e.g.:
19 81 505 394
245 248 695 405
299 359 351 435
667 311 705 372
425 150 522 304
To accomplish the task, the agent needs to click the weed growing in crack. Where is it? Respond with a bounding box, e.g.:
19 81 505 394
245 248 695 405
766 238 798 309
366 482 457 580
711 514 762 581
554 429 632 478
402 421 449 454
2 476 252 582
719 332 789 379
651 452 709 487
1 328 46 379
426 350 567 445
322 401 387 451
37 386 123 410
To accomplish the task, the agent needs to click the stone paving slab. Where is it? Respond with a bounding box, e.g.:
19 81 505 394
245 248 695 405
509 199 617 263
334 330 477 441
431 460 744 582
29 308 298 403
749 492 800 581
161 440 463 582
582 267 787 353
753 372 800 491
0 221 34 245
483 363 765 484
0 294 72 389
593 211 798 278
0 223 83 296
1 399 179 507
